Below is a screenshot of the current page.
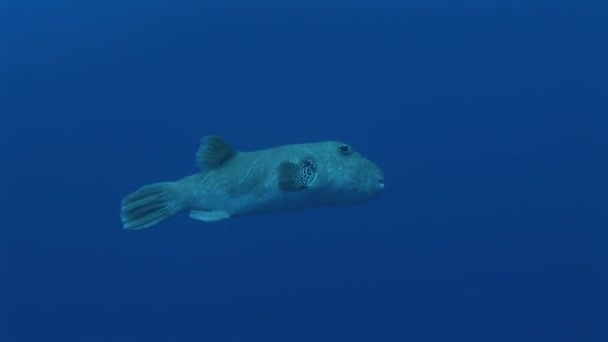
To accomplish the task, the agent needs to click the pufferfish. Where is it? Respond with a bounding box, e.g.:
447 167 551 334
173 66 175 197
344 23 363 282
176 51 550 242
121 135 384 230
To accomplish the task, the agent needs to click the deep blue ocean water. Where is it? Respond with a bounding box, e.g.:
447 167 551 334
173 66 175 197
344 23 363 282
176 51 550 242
2 1 607 341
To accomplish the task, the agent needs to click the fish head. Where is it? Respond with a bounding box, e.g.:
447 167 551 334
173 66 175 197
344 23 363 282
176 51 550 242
308 141 384 206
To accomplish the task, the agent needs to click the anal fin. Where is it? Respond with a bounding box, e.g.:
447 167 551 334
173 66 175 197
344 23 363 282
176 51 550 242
189 210 231 222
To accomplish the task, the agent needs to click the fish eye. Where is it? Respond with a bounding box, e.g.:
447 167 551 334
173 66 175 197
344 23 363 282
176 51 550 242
338 144 351 155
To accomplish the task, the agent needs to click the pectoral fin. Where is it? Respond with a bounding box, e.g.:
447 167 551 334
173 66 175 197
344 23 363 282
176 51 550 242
278 157 318 192
189 210 231 222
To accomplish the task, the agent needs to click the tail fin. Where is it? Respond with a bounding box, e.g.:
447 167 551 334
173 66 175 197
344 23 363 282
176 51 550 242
120 182 183 230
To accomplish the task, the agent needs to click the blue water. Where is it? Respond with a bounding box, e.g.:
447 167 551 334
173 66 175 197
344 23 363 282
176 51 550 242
2 1 607 341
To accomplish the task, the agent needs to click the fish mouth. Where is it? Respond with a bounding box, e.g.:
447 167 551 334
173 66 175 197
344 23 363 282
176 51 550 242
378 177 384 190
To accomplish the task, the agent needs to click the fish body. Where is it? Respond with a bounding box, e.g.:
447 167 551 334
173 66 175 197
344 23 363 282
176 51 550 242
121 136 384 230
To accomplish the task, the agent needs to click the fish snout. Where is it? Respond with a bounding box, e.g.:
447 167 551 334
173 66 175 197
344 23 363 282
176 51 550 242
374 166 385 190
367 166 385 194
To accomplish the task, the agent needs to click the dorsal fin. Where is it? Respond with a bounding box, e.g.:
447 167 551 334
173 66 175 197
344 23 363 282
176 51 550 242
195 135 237 169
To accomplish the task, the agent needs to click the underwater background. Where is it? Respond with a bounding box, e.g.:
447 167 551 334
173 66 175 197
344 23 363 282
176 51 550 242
2 1 607 341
